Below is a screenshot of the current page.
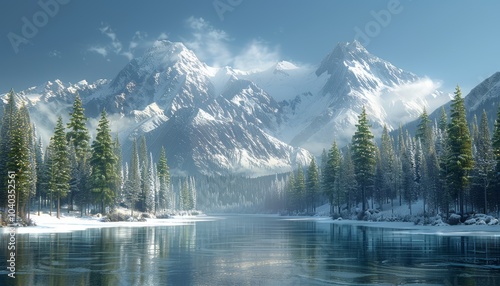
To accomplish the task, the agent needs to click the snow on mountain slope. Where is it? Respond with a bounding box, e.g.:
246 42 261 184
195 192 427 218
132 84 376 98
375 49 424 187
1 39 452 175
274 41 446 153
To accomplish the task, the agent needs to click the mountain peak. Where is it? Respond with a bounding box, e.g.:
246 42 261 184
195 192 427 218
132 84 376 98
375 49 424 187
316 40 370 77
142 40 199 66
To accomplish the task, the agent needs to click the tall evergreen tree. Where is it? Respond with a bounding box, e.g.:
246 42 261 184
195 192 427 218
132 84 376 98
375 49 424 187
473 111 495 213
492 105 500 211
380 125 397 213
66 93 91 213
446 86 474 215
351 106 376 213
10 104 35 222
138 135 151 212
113 136 123 204
125 138 140 216
66 93 90 160
89 110 117 213
0 90 18 214
306 158 320 213
157 146 171 210
50 116 71 219
416 108 432 152
324 141 341 214
294 164 306 212
285 172 296 212
35 136 44 215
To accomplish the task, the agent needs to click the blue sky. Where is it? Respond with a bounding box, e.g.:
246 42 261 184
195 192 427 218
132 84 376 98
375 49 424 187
1 0 499 94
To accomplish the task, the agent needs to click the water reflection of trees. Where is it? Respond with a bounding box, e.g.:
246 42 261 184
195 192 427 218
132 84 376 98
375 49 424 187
0 224 198 286
319 224 500 285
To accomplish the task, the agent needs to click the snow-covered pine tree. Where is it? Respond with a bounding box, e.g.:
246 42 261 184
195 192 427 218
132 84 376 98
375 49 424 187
157 146 171 210
139 135 151 212
147 152 156 214
125 138 140 216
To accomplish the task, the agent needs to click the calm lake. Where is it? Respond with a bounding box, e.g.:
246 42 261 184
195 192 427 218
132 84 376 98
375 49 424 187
2 215 500 285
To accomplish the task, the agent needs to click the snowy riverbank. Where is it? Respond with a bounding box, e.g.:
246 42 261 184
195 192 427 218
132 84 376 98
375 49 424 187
0 210 219 234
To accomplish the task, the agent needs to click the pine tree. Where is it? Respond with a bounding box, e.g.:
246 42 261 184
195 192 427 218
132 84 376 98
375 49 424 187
285 172 296 212
306 158 320 213
351 106 376 213
66 93 90 161
50 116 71 219
438 106 448 133
180 178 193 210
89 110 117 214
138 135 151 212
446 86 474 215
157 146 171 210
324 141 341 215
11 104 35 223
294 164 306 212
380 125 397 213
147 152 156 213
66 93 91 214
125 138 140 216
0 90 18 214
416 108 432 152
35 136 44 215
492 104 500 211
113 136 123 204
339 146 357 213
473 111 494 213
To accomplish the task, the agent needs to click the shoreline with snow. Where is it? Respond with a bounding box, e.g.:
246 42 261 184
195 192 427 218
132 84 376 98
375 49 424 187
0 210 220 234
1 209 499 237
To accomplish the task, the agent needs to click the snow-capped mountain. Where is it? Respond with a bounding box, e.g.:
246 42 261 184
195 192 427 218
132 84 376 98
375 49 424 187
257 41 447 153
1 40 451 176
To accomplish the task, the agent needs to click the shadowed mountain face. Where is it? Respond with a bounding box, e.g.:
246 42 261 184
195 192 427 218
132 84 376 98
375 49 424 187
1 40 453 176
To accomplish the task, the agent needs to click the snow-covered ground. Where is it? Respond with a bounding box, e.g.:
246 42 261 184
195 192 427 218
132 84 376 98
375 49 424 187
1 211 220 234
3 200 500 236
283 200 500 237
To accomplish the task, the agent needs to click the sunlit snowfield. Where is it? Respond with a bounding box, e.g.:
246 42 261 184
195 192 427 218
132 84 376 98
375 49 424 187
2 215 500 285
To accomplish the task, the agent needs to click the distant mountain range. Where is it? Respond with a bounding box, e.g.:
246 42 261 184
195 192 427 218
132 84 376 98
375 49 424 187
4 40 495 177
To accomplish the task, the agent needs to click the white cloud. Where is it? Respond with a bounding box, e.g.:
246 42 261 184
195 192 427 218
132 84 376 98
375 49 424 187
88 46 108 57
233 40 280 71
184 17 280 71
88 25 149 61
184 17 232 67
157 32 168 40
